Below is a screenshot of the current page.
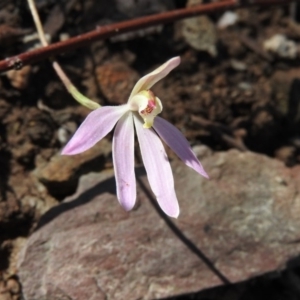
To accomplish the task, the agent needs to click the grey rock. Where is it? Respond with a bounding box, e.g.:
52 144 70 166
263 34 297 59
180 0 217 56
181 16 217 56
18 149 300 300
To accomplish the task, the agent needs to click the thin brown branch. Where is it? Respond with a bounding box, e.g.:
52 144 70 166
0 0 295 73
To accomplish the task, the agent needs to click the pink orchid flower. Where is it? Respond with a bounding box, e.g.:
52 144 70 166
62 57 208 218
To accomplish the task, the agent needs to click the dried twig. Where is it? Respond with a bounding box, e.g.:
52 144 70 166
27 0 48 47
0 0 294 73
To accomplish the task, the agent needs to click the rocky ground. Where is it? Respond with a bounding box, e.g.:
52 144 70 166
1 0 300 299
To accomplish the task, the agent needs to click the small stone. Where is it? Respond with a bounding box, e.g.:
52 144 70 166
238 82 252 90
6 279 20 295
192 145 212 159
25 109 55 146
34 138 112 196
230 90 240 98
217 11 238 29
59 33 70 41
230 59 247 71
6 65 31 90
213 75 227 87
181 16 217 56
96 62 139 105
233 128 247 139
57 122 77 145
275 146 295 166
263 34 297 59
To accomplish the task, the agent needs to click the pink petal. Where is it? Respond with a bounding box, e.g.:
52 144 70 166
62 105 128 155
153 117 209 179
113 112 136 211
134 115 179 218
129 57 181 99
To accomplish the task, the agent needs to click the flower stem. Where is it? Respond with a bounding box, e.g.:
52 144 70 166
27 0 100 110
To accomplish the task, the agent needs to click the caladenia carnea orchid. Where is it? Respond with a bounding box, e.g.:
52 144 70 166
62 57 208 218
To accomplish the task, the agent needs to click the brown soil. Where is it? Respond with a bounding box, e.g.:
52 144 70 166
0 1 300 299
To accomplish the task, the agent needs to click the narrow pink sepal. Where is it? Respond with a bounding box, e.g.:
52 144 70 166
113 112 136 211
153 117 209 179
129 57 181 99
134 115 180 218
62 105 128 155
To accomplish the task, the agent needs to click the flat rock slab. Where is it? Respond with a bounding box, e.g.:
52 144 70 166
18 149 300 300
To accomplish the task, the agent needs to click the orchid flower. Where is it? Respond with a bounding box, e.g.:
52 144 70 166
62 57 208 218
